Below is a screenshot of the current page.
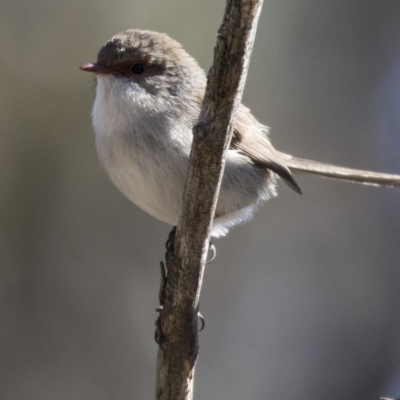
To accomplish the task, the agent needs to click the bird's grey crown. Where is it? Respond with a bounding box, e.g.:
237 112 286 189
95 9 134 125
98 29 188 68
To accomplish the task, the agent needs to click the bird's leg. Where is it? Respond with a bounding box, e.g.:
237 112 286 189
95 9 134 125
165 225 177 255
155 226 176 346
155 226 207 346
155 306 205 346
154 305 164 346
155 257 169 346
165 226 216 263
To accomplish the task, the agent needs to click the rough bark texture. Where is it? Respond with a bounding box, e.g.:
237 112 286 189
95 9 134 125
155 1 264 399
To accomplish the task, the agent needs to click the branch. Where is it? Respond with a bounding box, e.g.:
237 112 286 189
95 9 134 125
156 1 264 399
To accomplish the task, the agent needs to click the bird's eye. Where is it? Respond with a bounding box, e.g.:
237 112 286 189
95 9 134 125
132 64 144 74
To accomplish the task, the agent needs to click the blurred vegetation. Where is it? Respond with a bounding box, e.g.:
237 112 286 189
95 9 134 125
1 1 400 399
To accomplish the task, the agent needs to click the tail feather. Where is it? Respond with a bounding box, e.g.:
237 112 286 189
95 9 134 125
279 153 400 187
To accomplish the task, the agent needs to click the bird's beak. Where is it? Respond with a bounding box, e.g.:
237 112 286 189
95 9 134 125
80 63 112 75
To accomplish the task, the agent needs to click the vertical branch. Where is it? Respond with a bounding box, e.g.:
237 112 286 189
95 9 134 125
155 1 264 399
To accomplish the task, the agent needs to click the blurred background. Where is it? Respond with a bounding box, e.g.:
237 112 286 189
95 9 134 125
1 0 400 399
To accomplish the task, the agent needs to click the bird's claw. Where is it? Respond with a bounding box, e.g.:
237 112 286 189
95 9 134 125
197 311 205 331
154 306 205 346
206 242 216 264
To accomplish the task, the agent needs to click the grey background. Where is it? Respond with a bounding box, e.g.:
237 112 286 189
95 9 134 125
1 1 400 399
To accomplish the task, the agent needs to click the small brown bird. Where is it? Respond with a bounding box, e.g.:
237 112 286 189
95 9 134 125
81 29 400 237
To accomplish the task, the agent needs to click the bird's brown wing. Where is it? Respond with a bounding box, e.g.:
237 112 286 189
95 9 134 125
232 105 400 190
231 105 302 194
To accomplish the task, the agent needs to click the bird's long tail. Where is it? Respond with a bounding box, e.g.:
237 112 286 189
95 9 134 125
278 152 400 187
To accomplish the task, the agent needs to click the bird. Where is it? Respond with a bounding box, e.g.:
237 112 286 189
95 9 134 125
80 29 400 238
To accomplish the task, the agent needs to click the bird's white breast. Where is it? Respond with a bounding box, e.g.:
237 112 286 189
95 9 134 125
92 75 191 225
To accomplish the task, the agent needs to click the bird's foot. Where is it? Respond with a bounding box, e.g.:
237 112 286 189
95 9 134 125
154 306 205 347
155 226 209 347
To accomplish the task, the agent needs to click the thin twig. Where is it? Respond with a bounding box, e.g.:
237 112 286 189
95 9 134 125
155 1 264 399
